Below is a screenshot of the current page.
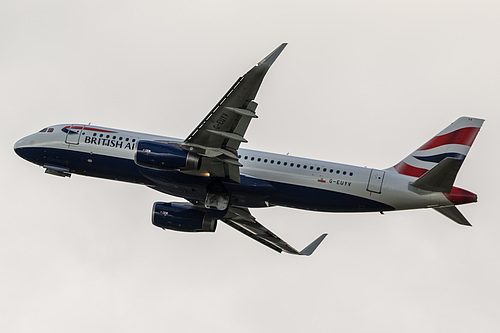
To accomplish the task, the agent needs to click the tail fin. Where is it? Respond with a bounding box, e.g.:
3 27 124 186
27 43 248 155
388 117 484 178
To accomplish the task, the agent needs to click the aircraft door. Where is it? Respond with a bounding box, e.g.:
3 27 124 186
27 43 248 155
64 125 83 145
367 169 385 194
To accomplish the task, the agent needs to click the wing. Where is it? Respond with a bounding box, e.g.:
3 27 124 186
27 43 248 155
222 206 328 256
181 43 287 182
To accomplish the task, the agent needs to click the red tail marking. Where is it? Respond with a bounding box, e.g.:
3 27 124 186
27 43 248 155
444 187 477 205
418 127 480 151
394 161 428 177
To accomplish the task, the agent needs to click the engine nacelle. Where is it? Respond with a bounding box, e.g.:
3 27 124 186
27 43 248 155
135 141 200 170
152 202 217 232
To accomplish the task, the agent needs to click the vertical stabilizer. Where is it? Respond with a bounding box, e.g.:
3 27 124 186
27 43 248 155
387 117 484 178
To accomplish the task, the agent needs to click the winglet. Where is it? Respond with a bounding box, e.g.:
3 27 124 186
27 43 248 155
299 233 328 256
257 43 287 68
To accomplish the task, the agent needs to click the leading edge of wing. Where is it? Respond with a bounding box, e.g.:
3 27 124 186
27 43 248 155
222 207 327 256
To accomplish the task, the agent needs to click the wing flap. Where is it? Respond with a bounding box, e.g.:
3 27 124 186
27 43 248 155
224 219 284 253
222 207 327 255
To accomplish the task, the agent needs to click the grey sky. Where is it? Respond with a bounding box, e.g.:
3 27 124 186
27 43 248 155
2 1 500 332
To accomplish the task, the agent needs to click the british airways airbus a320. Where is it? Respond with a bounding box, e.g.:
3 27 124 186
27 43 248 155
14 44 484 255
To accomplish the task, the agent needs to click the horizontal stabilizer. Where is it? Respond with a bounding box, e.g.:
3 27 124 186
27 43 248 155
300 233 328 256
410 157 463 192
434 206 471 226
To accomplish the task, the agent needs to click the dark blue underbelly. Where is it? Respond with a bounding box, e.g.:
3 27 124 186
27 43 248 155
17 147 394 212
266 181 394 212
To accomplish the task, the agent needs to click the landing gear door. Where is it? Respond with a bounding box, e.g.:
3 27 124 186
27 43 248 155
64 125 83 145
367 169 385 194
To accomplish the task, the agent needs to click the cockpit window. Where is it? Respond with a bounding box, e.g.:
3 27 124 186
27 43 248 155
47 128 54 132
39 127 54 133
39 128 48 133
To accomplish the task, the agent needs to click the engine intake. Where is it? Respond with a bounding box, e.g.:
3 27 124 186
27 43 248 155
135 141 200 170
152 202 217 232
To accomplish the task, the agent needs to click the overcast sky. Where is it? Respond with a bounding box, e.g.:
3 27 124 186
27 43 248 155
2 1 500 332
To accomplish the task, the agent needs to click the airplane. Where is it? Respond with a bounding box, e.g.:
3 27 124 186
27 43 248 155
14 43 484 256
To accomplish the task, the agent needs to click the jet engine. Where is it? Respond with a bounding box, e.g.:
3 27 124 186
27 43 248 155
152 202 217 232
135 141 200 170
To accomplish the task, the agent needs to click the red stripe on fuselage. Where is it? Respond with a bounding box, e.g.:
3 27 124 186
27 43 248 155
63 126 117 133
418 127 480 151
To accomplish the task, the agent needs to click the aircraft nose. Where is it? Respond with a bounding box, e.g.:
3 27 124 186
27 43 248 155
14 136 32 160
14 139 24 158
14 138 23 152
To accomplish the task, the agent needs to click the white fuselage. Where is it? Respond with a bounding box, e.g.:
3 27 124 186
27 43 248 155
14 123 457 213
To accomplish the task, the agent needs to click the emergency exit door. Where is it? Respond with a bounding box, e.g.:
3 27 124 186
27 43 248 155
367 169 385 194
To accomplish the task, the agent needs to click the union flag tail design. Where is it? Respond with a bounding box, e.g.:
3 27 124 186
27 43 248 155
388 117 484 178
